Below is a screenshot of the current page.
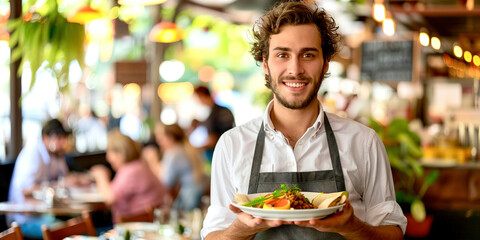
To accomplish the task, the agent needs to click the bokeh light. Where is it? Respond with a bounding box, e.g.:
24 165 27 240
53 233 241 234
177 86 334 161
123 83 141 98
198 65 216 83
453 45 463 58
157 82 193 104
212 70 235 92
160 106 178 125
431 37 441 50
159 60 185 82
464 51 472 63
382 18 395 36
419 32 429 47
373 3 386 22
473 55 480 67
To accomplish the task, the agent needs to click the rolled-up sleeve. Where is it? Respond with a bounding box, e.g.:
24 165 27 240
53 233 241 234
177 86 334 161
367 200 407 233
363 131 407 233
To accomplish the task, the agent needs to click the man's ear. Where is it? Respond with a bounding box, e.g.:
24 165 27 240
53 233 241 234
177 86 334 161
323 61 329 75
262 56 268 74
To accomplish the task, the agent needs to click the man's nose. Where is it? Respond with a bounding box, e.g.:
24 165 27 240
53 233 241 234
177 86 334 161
287 57 304 76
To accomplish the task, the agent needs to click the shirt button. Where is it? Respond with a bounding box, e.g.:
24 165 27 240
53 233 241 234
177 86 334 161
291 162 295 166
298 141 303 145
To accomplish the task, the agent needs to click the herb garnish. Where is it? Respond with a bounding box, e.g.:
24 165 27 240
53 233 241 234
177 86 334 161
242 184 300 207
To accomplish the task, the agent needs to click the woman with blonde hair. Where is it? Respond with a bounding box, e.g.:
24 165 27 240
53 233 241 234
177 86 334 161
155 123 205 212
90 129 168 223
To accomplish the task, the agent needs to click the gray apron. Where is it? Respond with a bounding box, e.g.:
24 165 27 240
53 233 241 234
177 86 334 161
248 114 346 240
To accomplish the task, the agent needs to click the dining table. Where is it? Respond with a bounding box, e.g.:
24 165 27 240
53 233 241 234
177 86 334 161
63 222 191 240
0 185 105 216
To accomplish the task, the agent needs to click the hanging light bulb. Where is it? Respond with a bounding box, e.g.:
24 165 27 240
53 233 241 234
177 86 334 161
118 0 168 6
464 51 472 63
373 1 386 22
419 31 429 47
453 44 463 58
466 0 474 10
149 22 183 43
473 55 480 67
431 37 441 50
382 16 395 36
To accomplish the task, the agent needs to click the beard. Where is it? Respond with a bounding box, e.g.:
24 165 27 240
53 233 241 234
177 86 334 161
265 67 324 110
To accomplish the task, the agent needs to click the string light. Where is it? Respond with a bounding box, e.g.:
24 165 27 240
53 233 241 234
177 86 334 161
453 45 463 58
419 31 429 47
473 55 480 67
373 1 386 22
382 16 395 36
431 37 441 50
464 51 472 63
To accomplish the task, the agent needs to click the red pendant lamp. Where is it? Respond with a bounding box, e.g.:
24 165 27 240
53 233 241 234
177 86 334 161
149 22 183 43
67 5 103 24
118 0 169 6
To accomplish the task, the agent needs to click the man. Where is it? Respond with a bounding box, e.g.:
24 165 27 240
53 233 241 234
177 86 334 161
7 118 74 238
201 2 406 240
193 85 235 162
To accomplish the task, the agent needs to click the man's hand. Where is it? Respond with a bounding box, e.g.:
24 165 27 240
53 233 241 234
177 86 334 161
205 204 293 240
292 201 403 240
293 200 356 234
229 204 290 230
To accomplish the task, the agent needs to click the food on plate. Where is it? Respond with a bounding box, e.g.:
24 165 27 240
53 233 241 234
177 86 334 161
234 193 250 205
237 185 348 210
312 191 349 209
262 198 291 210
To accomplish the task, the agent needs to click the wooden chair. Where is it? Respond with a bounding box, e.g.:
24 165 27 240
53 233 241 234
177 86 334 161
0 223 23 240
41 211 97 240
117 205 155 223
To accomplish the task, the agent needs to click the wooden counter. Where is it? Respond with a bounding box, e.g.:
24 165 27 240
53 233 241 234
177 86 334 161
410 161 480 211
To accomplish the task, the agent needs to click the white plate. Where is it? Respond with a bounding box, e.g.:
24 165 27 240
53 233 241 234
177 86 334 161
114 222 159 233
231 192 345 221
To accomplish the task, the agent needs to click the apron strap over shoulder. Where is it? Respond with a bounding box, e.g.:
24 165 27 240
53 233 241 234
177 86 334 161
248 122 265 194
324 114 346 191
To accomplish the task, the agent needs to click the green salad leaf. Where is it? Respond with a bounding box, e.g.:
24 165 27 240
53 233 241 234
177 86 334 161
242 184 299 207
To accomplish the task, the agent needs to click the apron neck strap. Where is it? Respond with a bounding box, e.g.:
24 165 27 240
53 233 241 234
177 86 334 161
323 114 346 191
248 122 265 194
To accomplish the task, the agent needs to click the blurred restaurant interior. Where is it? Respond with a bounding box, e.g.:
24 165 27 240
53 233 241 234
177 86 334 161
1 0 480 239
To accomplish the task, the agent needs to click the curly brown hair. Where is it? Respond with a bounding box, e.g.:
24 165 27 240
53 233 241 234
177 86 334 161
250 1 340 63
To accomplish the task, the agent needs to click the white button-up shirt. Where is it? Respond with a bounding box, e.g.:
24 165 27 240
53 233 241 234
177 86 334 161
7 136 69 224
201 101 407 238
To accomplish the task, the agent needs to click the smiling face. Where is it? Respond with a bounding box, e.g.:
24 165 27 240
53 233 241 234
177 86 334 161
263 24 329 110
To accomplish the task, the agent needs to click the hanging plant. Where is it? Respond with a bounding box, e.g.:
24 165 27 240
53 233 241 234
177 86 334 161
7 0 85 93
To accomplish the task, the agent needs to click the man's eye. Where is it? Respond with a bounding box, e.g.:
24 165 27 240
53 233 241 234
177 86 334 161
277 53 287 58
303 53 314 58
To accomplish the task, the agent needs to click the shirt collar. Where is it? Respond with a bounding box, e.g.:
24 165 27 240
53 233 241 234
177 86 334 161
262 100 326 135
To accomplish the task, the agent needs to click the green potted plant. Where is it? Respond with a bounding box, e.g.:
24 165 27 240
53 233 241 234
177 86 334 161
370 118 439 237
7 0 85 93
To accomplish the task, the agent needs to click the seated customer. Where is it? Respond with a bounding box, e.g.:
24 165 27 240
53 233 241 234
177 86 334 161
90 129 168 223
7 118 88 239
141 141 162 179
155 123 205 212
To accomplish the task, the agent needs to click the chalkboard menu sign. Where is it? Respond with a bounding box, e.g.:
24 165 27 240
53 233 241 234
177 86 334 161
361 40 413 82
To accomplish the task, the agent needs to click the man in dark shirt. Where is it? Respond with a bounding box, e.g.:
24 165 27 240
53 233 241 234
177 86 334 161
194 86 235 162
